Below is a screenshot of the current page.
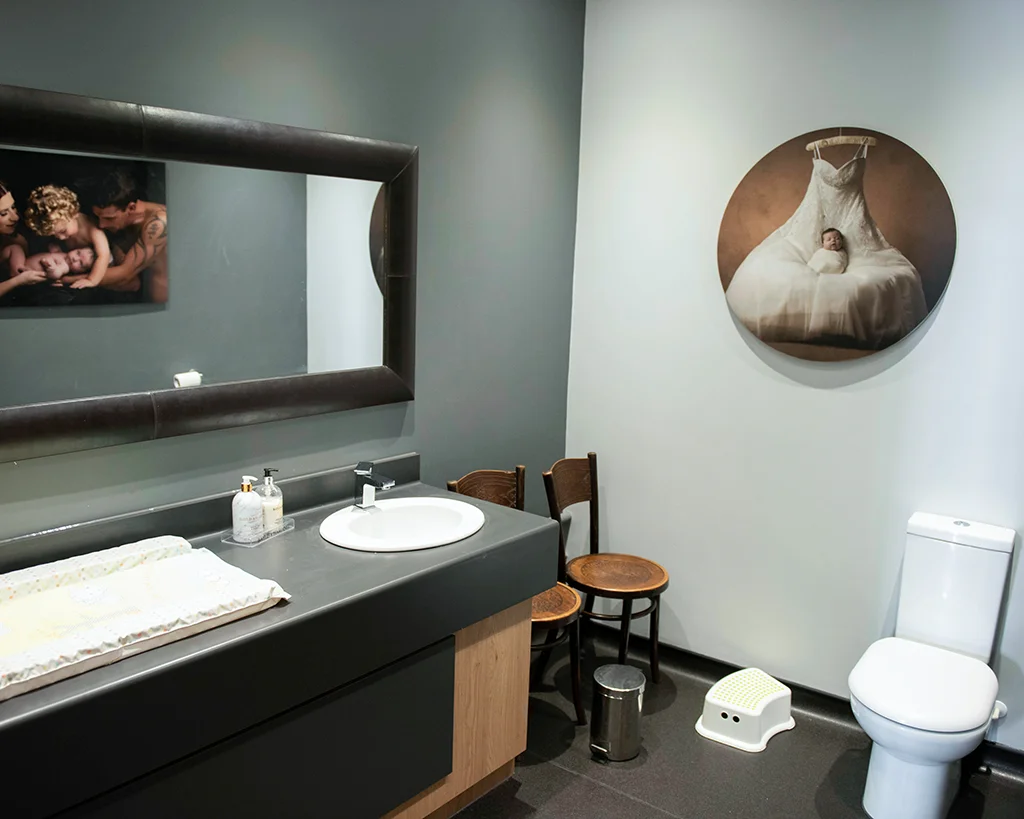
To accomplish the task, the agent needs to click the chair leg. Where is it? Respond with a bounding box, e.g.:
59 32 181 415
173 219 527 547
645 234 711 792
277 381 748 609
569 618 586 726
649 596 661 684
532 628 559 689
618 598 633 664
582 593 596 648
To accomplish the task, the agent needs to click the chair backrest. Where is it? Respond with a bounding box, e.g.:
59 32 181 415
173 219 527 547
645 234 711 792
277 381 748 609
542 452 599 580
447 465 525 511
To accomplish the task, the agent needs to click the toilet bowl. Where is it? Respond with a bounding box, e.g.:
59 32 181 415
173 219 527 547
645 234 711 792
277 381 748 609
849 690 992 819
848 514 1014 819
849 637 998 819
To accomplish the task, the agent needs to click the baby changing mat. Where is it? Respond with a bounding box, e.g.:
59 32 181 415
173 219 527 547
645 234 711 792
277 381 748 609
0 536 290 703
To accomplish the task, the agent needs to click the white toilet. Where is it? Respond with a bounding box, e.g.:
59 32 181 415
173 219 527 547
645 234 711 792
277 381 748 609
848 512 1015 819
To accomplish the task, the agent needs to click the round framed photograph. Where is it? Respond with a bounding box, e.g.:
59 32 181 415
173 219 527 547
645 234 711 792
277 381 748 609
719 128 955 362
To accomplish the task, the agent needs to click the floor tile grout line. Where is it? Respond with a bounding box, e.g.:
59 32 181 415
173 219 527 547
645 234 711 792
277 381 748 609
521 750 685 819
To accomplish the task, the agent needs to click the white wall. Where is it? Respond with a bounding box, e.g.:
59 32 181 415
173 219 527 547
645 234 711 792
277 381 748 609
306 176 384 373
568 0 1024 749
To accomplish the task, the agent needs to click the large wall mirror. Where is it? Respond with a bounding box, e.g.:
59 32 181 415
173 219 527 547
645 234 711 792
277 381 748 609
0 85 417 462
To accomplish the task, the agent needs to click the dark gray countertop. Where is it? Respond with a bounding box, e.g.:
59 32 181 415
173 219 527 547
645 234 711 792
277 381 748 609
0 470 558 817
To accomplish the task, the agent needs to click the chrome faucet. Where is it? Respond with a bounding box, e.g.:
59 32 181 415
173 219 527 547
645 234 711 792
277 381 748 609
354 461 396 509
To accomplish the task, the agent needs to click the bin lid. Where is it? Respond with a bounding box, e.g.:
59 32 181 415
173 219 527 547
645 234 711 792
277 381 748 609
594 664 646 694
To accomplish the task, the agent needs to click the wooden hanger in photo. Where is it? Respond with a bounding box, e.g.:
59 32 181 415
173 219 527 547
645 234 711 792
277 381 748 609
806 135 878 152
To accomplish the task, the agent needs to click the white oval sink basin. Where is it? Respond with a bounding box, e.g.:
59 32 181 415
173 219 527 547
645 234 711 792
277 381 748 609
319 497 485 552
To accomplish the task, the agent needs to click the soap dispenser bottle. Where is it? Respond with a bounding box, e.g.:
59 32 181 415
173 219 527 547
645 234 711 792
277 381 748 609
232 475 264 544
257 467 284 534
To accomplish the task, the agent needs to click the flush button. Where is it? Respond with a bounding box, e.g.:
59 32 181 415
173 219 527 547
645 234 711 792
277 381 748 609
953 520 971 527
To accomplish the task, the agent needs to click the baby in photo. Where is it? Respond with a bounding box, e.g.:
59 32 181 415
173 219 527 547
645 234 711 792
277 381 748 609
22 246 97 280
22 185 111 288
808 228 848 275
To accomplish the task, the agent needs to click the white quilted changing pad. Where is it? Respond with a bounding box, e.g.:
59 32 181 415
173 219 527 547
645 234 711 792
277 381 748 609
0 536 290 703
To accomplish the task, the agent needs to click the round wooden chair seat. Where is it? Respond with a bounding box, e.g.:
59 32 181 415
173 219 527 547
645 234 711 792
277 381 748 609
566 553 669 599
531 582 581 628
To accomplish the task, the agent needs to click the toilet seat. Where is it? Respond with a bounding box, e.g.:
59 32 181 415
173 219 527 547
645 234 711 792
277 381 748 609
849 637 997 733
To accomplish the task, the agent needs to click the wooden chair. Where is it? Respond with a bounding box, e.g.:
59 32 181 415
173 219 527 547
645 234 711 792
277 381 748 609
448 465 586 724
543 452 669 683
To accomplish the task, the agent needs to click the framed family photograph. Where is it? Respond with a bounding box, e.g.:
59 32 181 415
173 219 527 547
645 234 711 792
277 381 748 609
0 147 167 308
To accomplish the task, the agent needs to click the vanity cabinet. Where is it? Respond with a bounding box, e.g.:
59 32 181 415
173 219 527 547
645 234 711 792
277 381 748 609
55 602 530 819
0 464 554 819
386 600 531 819
63 639 457 819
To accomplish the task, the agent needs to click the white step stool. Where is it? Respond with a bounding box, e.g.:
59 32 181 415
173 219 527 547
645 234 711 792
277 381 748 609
695 668 795 752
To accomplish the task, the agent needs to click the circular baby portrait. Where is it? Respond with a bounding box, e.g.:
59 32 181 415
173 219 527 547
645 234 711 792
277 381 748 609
718 128 956 362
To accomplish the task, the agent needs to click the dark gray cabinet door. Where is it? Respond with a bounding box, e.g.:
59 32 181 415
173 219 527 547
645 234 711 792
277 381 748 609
59 637 454 819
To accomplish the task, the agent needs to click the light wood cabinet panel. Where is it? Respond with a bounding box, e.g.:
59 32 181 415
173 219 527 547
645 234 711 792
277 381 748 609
386 599 531 819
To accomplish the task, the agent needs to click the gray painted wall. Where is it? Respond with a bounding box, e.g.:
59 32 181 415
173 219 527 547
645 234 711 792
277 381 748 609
0 0 584 533
0 164 307 405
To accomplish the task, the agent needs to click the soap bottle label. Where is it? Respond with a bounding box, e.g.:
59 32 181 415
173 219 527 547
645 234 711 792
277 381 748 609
233 509 262 543
233 497 264 544
263 498 284 533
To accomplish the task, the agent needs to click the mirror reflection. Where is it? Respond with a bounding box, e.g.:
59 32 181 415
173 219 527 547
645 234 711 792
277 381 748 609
306 175 385 375
0 146 385 408
0 148 167 307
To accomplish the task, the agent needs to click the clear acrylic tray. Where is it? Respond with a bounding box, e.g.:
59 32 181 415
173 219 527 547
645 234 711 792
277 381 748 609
220 517 295 547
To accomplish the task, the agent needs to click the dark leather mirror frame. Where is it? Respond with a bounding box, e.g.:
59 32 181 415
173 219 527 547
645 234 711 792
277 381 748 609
0 84 417 463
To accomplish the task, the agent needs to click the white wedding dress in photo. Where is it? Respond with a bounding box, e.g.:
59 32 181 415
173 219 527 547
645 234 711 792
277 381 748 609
725 143 927 347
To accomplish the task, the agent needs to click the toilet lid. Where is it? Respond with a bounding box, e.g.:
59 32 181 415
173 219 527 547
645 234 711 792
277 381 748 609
849 638 998 732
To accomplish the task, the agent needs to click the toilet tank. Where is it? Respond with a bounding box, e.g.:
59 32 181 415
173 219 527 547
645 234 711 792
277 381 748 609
895 513 1016 663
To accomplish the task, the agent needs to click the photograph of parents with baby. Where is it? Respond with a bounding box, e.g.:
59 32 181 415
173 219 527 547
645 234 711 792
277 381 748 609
718 127 956 362
0 148 167 308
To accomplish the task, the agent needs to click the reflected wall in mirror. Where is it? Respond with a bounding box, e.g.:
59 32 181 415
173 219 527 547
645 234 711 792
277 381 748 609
0 152 385 408
307 176 385 375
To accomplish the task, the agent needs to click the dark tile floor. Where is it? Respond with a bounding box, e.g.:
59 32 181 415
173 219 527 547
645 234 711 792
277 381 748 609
457 639 1024 819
